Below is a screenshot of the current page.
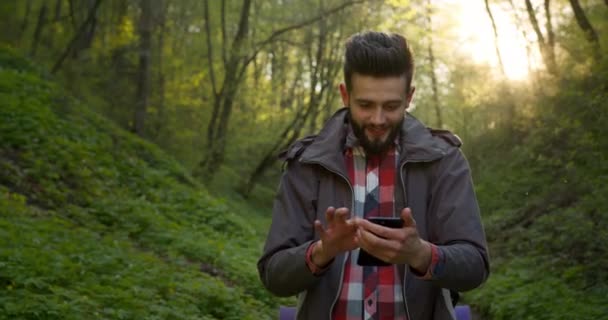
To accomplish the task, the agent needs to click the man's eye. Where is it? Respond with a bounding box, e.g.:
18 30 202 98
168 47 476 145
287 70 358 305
385 104 400 111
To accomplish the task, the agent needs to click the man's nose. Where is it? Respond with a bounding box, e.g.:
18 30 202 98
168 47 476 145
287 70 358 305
370 108 386 126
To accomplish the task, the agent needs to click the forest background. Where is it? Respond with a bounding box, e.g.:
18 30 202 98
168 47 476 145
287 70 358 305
0 0 607 319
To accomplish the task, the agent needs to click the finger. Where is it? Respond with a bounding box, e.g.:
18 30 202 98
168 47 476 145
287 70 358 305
358 228 400 253
334 207 350 224
401 208 416 228
356 218 403 240
325 206 336 224
314 220 326 238
359 228 397 249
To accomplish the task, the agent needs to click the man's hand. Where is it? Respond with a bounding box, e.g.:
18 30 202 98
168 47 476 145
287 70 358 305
312 207 359 267
355 208 431 272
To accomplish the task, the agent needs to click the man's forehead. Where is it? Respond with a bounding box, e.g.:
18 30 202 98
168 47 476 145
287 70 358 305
349 75 407 101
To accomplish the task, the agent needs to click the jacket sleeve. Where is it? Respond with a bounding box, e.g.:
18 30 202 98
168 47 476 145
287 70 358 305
257 159 322 297
424 147 490 291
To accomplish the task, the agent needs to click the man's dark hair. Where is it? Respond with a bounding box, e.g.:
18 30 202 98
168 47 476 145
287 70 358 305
343 31 415 92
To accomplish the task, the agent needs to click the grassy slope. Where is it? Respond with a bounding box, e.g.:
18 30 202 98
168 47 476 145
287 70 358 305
0 47 287 320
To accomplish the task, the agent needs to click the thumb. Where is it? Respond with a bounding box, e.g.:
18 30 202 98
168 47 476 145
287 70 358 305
401 208 416 228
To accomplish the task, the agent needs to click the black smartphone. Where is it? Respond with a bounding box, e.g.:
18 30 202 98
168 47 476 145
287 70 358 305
356 217 403 266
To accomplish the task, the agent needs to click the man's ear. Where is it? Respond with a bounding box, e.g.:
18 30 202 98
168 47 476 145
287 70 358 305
406 86 416 104
339 83 349 107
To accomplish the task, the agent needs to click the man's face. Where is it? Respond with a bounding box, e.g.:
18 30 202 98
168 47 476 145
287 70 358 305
340 73 414 155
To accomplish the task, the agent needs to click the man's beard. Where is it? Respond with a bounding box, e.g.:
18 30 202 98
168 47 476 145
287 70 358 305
348 111 403 156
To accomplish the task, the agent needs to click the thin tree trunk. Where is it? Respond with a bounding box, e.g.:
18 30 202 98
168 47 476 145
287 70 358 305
133 0 153 137
80 0 99 52
51 0 102 74
508 0 534 75
220 0 227 65
543 0 557 72
486 0 516 126
568 0 601 57
241 12 344 196
485 0 506 77
525 0 556 74
426 0 442 128
544 0 555 54
240 93 316 197
196 0 363 181
30 3 48 57
198 0 253 180
19 0 33 42
154 0 167 139
68 0 78 31
202 0 220 145
54 0 62 21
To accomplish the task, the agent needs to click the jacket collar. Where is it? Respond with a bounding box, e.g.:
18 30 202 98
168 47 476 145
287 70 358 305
299 108 449 176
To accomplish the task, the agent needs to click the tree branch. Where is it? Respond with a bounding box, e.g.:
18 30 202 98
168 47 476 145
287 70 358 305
203 0 218 97
253 0 362 54
485 0 506 77
238 0 361 82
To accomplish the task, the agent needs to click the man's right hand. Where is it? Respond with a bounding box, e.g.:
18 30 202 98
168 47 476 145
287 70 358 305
312 207 359 267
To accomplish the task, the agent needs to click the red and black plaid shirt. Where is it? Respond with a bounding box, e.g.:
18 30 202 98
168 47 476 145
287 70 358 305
305 132 443 320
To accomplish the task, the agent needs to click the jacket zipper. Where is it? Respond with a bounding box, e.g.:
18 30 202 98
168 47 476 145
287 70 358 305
399 160 413 320
399 155 443 320
305 155 439 320
300 160 354 320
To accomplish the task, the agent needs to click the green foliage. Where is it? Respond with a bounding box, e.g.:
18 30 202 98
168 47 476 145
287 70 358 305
463 56 608 318
0 48 282 319
467 257 608 320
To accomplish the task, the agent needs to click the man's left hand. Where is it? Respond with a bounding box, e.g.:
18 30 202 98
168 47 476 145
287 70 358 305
355 208 431 273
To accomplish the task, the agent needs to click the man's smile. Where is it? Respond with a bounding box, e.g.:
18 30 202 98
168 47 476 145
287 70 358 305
366 127 388 138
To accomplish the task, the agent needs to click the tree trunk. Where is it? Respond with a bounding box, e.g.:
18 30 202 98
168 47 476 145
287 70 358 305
240 94 316 197
525 0 557 74
154 0 167 139
30 3 48 57
544 0 555 54
426 0 442 128
196 0 363 182
19 0 33 42
68 0 78 30
133 0 153 137
54 0 62 21
485 0 506 77
543 0 557 73
198 0 252 181
507 0 534 76
568 0 601 58
202 0 220 148
51 0 103 74
70 0 99 58
240 15 343 196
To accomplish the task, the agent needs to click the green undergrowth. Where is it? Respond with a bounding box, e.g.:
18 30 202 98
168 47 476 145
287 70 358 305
463 65 608 318
0 46 287 319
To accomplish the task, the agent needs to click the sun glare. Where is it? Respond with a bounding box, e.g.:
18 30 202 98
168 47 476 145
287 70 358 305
444 1 540 80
